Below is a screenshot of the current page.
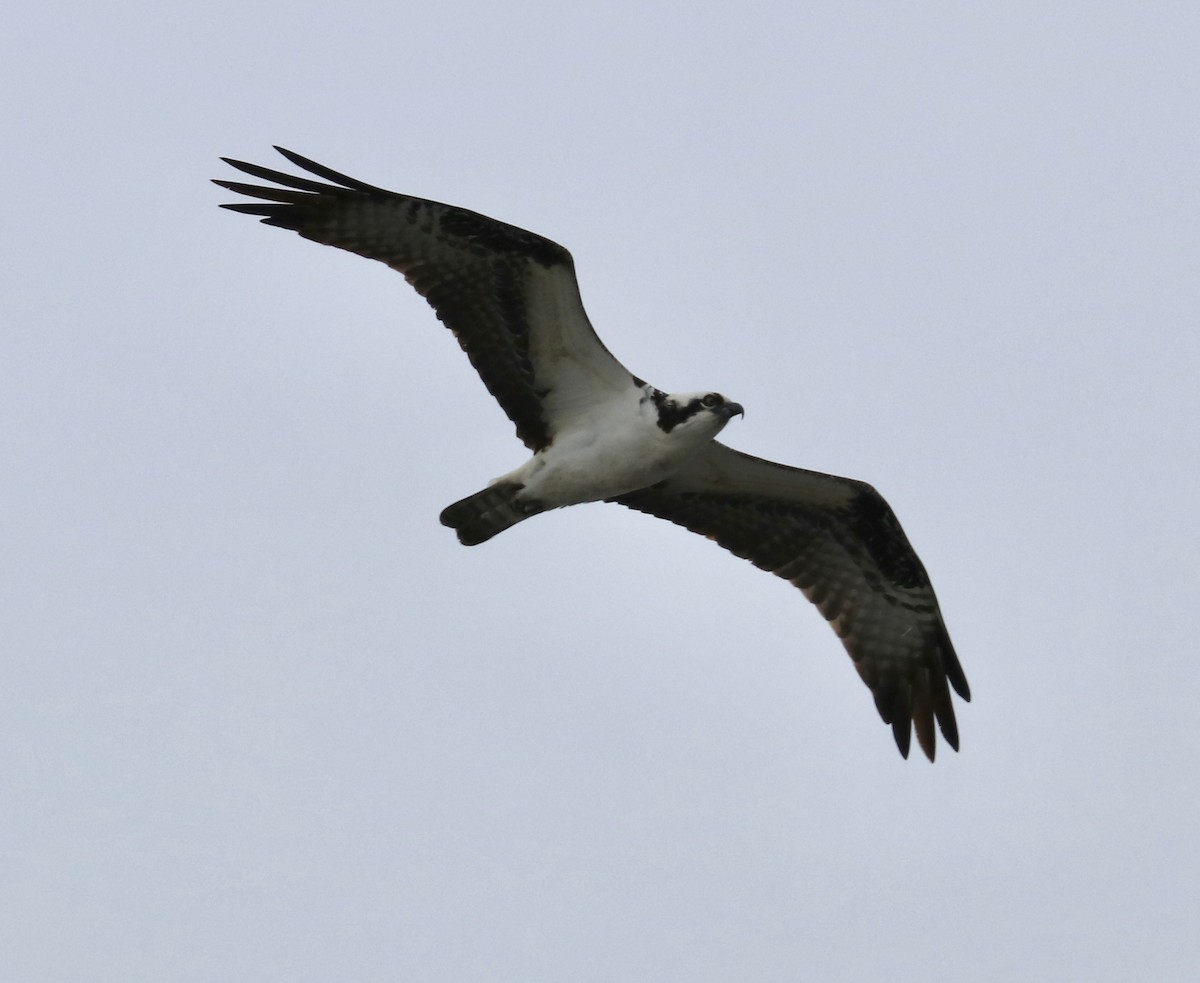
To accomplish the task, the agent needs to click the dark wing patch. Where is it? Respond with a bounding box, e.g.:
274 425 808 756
612 448 969 761
215 148 605 451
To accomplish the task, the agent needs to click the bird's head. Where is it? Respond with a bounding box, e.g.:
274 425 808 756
651 389 745 438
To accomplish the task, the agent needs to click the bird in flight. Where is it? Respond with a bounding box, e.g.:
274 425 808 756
215 147 970 760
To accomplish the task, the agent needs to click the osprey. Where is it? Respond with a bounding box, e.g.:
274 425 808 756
215 148 970 761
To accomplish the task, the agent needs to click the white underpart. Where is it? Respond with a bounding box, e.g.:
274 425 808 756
495 386 732 508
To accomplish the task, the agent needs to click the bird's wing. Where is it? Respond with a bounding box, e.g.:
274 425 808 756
611 441 969 760
215 148 636 451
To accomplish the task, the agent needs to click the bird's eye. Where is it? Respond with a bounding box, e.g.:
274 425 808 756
701 393 721 408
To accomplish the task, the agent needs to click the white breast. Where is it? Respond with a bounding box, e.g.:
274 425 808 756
500 387 717 508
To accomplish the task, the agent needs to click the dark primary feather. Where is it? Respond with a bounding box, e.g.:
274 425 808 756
613 445 969 761
215 147 603 451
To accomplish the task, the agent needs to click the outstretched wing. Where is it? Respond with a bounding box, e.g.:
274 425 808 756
612 442 970 760
215 147 635 451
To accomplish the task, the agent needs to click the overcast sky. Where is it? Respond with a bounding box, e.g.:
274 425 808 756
4 3 1199 981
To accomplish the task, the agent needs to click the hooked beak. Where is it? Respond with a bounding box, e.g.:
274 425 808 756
720 402 745 420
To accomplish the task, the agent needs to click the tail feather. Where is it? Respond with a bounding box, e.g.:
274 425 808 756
439 481 543 546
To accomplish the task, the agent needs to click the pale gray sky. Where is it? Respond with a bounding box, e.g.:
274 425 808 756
4 3 1199 981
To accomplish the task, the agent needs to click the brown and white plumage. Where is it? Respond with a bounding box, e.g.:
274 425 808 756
215 147 970 760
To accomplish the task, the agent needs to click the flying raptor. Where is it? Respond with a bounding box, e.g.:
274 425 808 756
215 147 970 761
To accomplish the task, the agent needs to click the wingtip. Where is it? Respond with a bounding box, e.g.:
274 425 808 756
273 146 318 171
